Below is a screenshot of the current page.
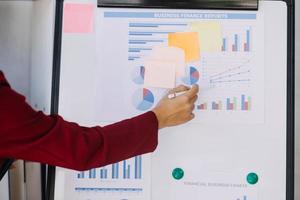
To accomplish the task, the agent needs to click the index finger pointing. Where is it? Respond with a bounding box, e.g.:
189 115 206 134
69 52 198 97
185 84 199 98
167 84 190 95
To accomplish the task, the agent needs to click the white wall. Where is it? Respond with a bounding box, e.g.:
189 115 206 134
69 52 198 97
0 174 10 200
295 0 300 199
0 1 33 98
26 1 55 200
0 1 54 200
30 0 55 114
0 1 33 200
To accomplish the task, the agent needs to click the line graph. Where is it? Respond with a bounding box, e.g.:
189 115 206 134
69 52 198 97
210 79 251 84
209 59 251 79
210 70 251 81
195 53 258 115
200 56 253 89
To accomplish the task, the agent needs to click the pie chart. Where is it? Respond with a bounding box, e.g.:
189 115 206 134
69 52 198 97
132 66 145 85
182 66 200 85
132 88 154 111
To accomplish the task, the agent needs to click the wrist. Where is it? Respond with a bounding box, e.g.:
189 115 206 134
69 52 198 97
152 108 165 129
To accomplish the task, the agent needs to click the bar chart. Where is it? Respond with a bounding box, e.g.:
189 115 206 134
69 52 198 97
197 95 252 111
212 101 223 110
127 22 187 61
236 195 248 200
100 168 108 179
72 154 151 200
226 97 238 110
222 28 252 52
198 103 208 110
241 95 252 111
89 169 96 179
76 155 143 181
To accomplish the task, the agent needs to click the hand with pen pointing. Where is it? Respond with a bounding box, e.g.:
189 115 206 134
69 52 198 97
152 84 199 129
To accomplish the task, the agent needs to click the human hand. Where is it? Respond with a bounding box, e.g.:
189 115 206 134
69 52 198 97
152 84 199 129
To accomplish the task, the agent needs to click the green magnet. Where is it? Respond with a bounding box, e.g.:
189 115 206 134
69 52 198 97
247 172 259 185
172 168 184 180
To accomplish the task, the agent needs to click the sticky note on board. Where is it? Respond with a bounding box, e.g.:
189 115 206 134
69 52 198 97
144 60 176 89
63 3 94 33
190 22 222 52
148 47 185 76
168 32 200 62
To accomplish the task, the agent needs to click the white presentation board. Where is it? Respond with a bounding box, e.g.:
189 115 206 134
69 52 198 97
54 1 290 200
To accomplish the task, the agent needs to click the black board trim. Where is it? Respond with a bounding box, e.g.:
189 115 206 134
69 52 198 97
46 0 64 200
98 0 259 10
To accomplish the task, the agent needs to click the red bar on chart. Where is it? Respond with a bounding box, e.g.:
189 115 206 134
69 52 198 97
244 43 247 51
245 102 249 110
198 103 208 110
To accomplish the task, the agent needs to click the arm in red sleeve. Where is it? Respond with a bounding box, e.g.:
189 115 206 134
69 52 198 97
0 78 158 171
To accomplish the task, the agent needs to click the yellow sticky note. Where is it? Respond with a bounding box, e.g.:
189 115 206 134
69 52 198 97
168 32 200 62
144 60 176 89
190 22 222 52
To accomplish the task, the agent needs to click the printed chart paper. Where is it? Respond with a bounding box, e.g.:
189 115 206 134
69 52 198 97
95 9 265 124
60 155 152 200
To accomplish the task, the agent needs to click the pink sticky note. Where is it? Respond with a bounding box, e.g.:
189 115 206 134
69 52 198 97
63 3 94 33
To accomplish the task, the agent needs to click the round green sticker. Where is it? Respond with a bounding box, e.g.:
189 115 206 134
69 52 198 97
247 172 259 185
172 168 184 180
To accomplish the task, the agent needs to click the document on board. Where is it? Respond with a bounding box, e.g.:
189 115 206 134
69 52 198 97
59 7 267 200
95 8 265 125
59 154 152 200
170 170 258 200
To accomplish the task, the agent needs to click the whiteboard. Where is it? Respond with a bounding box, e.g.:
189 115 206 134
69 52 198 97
54 1 289 200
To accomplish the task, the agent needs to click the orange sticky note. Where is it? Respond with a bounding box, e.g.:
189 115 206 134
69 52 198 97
63 3 94 33
168 32 200 62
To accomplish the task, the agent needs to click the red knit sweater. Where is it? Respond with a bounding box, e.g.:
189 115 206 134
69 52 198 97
0 71 158 171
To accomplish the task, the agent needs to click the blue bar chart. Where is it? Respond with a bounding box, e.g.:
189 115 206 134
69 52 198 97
73 154 150 200
236 195 247 200
222 28 252 52
222 38 227 51
89 169 96 179
135 155 142 179
76 155 143 180
123 160 131 179
100 168 108 179
112 163 119 179
127 22 187 61
77 172 84 179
